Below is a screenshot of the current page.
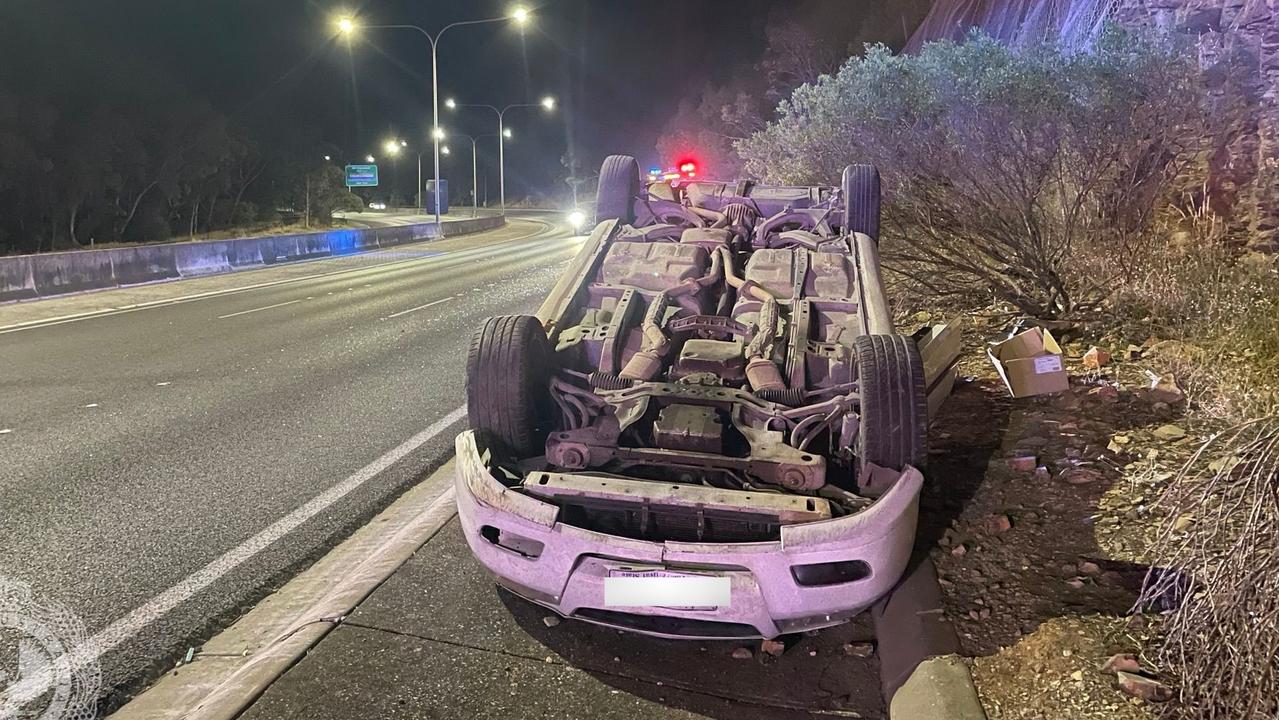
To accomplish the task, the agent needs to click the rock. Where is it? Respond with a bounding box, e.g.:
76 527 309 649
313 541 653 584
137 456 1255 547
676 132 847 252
1063 468 1103 485
1007 455 1038 472
951 543 968 557
1116 671 1174 702
843 642 875 658
1066 577 1086 589
982 514 1013 534
1123 345 1143 361
1060 562 1078 577
731 647 753 660
1173 514 1194 532
761 639 785 657
1071 669 1084 681
1101 653 1142 674
1083 346 1112 369
1148 374 1185 404
1153 424 1187 441
1089 385 1120 403
1078 561 1102 576
542 616 561 628
914 310 933 323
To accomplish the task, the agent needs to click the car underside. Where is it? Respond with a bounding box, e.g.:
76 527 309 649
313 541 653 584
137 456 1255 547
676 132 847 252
454 156 959 638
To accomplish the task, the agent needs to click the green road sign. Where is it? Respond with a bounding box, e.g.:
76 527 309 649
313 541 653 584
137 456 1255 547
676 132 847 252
345 164 378 187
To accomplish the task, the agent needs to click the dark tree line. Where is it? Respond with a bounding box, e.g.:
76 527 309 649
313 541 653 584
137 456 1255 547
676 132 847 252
0 16 353 255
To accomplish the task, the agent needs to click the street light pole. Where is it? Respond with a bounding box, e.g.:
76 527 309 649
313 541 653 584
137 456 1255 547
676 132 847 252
336 9 531 231
448 133 482 216
447 98 554 213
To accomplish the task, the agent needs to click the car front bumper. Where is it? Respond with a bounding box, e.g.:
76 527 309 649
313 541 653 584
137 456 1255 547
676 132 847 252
453 430 922 639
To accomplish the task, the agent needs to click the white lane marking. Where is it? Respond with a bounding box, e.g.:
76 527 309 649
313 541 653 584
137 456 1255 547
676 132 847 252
0 428 12 434
386 297 452 319
3 404 468 708
216 299 303 320
0 218 563 335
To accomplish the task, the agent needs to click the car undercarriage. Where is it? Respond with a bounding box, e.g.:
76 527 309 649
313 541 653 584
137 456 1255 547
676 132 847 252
454 156 959 638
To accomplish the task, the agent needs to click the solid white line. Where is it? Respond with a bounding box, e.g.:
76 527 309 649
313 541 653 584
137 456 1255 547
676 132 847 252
3 404 468 708
216 299 303 320
385 297 452 319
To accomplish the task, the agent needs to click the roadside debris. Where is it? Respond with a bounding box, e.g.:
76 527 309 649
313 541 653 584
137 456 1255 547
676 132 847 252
988 327 1070 397
731 647 753 660
1100 654 1141 674
541 615 561 628
760 638 785 657
1007 455 1038 472
843 642 875 658
1116 671 1173 703
1082 347 1111 369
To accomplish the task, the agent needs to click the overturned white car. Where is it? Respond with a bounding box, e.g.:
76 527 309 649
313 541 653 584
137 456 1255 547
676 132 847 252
455 156 958 638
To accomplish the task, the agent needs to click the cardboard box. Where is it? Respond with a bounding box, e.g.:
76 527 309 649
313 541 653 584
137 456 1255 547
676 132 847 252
988 327 1070 398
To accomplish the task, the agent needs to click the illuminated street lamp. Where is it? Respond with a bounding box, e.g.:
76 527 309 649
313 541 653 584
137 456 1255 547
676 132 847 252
331 8 532 229
446 96 555 211
365 155 375 163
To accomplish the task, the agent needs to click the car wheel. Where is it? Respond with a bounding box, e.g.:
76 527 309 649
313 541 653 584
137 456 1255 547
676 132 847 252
842 164 881 241
854 334 927 482
595 155 640 225
466 315 552 457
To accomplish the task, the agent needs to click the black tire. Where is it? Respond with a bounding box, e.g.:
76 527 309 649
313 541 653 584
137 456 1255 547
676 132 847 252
854 334 927 480
595 155 641 225
842 164 881 240
466 315 552 457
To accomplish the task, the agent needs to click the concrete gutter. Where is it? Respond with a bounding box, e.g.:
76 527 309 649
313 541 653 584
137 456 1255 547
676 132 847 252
873 557 987 720
109 460 462 720
1 215 505 304
890 655 986 720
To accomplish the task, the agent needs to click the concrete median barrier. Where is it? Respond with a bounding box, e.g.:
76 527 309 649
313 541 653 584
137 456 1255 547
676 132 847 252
1 215 506 303
0 255 36 302
30 249 116 296
111 246 181 286
175 242 234 277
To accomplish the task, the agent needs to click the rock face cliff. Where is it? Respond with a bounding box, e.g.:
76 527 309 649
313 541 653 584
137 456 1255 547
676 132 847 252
908 0 1279 249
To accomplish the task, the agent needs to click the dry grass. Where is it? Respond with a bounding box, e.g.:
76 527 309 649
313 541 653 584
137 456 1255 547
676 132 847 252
1138 418 1279 720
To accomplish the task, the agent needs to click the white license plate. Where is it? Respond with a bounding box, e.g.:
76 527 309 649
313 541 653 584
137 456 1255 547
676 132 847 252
604 568 731 610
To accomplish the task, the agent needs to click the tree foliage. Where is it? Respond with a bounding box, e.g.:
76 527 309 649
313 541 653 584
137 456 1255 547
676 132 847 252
0 25 346 255
738 28 1207 320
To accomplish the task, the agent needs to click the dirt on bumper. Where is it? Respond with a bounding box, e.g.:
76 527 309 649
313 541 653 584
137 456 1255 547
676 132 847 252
453 430 923 639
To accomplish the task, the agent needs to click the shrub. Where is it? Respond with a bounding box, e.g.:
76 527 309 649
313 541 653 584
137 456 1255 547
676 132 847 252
738 28 1206 321
1140 418 1279 719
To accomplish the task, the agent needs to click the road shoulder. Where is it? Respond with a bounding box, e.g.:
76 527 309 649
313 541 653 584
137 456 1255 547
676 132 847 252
108 461 459 720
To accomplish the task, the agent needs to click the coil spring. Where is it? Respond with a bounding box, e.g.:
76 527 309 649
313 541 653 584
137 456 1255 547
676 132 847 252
756 387 806 407
589 372 633 391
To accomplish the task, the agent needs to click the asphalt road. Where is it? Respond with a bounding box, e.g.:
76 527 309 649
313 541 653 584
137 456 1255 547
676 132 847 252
0 213 583 709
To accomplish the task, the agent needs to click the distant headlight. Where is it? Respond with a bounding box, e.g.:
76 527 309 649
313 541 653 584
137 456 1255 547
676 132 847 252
567 210 586 230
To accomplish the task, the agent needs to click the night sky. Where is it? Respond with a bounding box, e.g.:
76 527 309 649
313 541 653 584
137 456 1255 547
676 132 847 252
5 1 905 202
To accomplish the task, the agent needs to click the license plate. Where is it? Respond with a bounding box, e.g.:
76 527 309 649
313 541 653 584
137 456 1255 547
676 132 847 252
604 568 731 610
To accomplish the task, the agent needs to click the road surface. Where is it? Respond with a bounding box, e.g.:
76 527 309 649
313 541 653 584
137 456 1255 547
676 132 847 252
0 213 583 709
